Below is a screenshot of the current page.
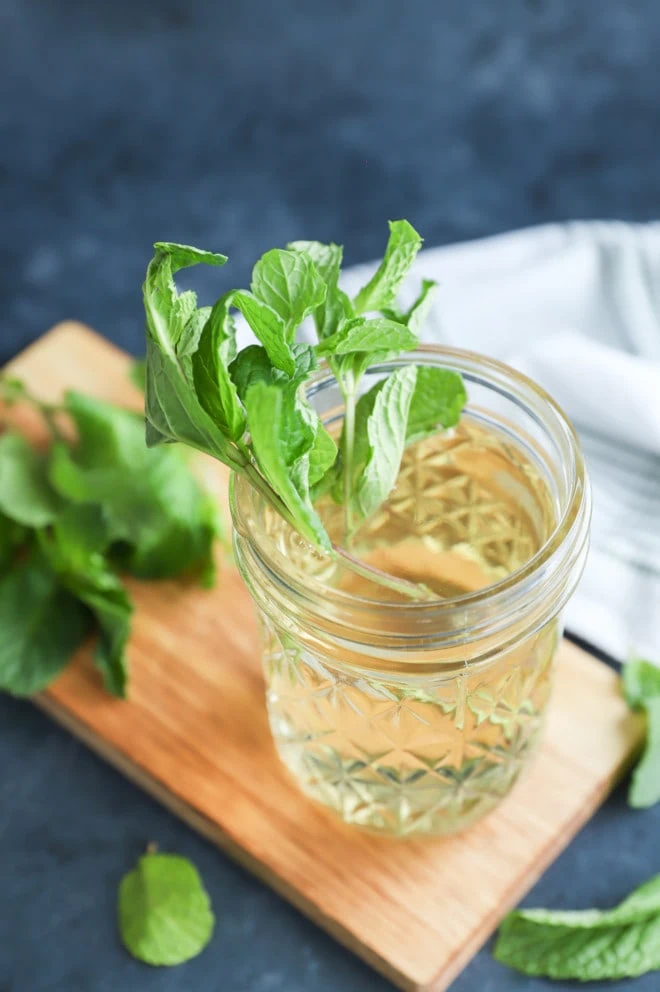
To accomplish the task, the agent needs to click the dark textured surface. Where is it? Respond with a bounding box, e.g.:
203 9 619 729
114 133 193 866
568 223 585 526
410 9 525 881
2 1 660 989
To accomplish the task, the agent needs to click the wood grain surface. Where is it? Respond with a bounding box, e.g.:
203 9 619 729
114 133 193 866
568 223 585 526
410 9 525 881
3 323 645 992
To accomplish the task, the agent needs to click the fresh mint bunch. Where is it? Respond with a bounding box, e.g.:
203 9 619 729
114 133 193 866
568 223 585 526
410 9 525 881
143 221 467 584
0 379 222 698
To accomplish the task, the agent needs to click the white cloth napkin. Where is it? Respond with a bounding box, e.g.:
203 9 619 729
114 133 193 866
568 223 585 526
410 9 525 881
341 222 660 663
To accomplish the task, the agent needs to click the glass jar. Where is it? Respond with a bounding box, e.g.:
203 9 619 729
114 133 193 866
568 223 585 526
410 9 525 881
230 347 591 837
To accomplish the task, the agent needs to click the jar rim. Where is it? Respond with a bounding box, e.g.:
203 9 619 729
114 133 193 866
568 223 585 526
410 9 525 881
231 345 591 647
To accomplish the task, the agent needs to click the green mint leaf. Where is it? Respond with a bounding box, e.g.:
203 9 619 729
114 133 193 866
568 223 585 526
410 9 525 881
316 317 418 357
623 658 660 710
287 241 345 340
404 279 438 337
244 381 330 549
355 365 417 520
324 364 465 505
143 247 239 464
251 248 326 339
353 220 423 314
42 510 133 698
230 343 317 402
307 422 338 488
118 851 214 967
405 366 467 443
0 552 90 696
231 290 295 376
494 875 660 981
49 392 219 582
629 696 660 809
192 294 245 440
0 432 59 527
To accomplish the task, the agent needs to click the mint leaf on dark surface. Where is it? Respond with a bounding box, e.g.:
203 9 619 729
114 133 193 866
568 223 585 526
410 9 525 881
494 875 660 981
622 659 660 809
118 851 215 967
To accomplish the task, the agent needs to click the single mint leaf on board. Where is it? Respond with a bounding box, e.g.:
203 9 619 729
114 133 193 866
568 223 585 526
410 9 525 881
0 552 90 696
231 291 295 376
623 658 660 710
0 432 59 527
353 220 423 314
244 381 330 549
251 248 326 339
404 279 438 337
49 392 220 583
629 696 660 809
494 875 660 981
118 852 214 967
316 317 418 357
192 294 246 440
355 365 417 520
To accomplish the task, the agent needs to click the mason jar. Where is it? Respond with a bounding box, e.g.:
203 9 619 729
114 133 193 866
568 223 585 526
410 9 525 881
230 347 591 837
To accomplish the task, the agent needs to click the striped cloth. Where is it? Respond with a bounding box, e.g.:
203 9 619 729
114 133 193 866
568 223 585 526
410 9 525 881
341 222 660 663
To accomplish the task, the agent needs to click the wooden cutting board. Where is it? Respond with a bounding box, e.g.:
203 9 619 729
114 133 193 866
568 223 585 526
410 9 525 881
3 323 645 992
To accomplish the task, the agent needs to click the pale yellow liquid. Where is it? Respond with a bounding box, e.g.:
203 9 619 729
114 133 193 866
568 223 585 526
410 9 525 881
262 420 559 835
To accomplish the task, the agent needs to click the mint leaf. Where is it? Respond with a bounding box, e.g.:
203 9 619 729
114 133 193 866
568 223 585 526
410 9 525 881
316 317 418 357
287 240 346 340
629 696 660 809
0 432 59 526
230 343 317 401
192 294 245 440
353 220 423 314
0 552 90 696
405 366 467 442
231 291 295 376
251 248 326 339
622 659 660 809
494 875 660 981
50 392 219 582
118 851 214 966
307 422 338 488
244 381 330 549
404 279 438 337
355 366 417 520
42 511 133 698
623 659 660 710
143 247 240 463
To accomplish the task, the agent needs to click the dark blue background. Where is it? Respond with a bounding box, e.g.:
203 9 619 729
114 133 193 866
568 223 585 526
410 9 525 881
2 1 659 989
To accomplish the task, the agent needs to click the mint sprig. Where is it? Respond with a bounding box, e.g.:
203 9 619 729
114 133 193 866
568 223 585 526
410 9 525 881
143 221 467 597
